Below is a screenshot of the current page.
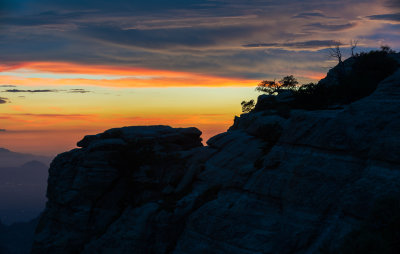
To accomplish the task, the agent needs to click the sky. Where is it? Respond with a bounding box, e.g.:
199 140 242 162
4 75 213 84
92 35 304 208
0 0 399 156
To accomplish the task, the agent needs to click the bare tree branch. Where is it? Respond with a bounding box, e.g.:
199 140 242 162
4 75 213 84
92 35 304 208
328 41 343 64
350 39 358 57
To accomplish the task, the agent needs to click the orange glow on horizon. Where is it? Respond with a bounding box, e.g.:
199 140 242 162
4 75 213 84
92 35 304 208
0 60 325 156
1 112 234 133
0 117 232 156
306 73 326 81
0 61 260 88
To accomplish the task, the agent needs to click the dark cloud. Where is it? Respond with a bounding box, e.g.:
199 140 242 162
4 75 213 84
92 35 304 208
0 85 16 87
68 89 91 93
4 89 59 93
0 129 6 132
385 0 400 9
367 13 400 22
293 12 326 18
362 23 400 43
80 24 259 49
305 22 356 31
0 97 10 104
243 40 339 49
4 89 92 94
23 0 224 13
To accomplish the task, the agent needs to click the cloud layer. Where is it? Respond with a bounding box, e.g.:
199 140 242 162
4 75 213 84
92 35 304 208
2 88 91 93
0 0 398 80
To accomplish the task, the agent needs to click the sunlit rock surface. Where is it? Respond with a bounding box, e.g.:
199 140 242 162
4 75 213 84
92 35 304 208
33 67 400 253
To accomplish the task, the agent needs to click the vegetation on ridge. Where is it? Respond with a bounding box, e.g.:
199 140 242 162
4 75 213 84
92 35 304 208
242 46 399 113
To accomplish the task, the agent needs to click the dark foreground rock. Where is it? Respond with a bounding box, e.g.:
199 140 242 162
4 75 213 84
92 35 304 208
32 68 400 253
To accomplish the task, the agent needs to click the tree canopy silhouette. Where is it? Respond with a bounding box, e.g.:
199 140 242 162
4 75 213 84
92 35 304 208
255 80 279 95
255 75 299 95
279 75 298 88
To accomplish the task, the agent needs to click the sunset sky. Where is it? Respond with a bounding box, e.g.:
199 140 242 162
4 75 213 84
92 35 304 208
0 0 399 156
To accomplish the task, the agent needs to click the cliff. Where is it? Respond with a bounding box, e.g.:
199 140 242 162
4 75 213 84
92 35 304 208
32 54 400 253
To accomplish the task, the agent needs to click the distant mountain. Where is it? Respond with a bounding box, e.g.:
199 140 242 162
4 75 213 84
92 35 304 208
0 158 48 224
0 148 52 168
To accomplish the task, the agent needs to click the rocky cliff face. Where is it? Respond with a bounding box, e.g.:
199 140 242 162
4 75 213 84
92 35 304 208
33 63 400 253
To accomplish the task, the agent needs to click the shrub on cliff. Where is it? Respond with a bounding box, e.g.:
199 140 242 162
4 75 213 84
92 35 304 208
291 82 330 109
241 100 255 113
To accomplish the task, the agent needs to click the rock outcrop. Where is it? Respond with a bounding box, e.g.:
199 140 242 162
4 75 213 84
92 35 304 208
33 61 400 253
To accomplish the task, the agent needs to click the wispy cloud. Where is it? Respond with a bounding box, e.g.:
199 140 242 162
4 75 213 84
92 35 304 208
3 88 92 93
292 12 327 18
385 0 400 9
0 97 10 104
0 62 258 87
79 24 260 50
0 85 16 87
16 113 95 118
243 40 339 50
367 13 400 22
305 22 357 31
68 89 91 93
5 89 59 93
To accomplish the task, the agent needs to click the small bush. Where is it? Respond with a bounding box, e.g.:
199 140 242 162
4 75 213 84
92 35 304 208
292 83 330 109
241 100 255 113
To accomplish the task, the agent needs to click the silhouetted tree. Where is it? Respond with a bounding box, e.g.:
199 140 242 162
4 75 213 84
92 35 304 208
328 41 343 64
350 40 358 57
279 75 298 88
241 100 255 113
255 79 279 95
255 75 299 95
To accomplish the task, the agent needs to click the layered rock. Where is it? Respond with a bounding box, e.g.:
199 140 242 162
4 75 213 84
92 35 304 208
33 67 400 253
